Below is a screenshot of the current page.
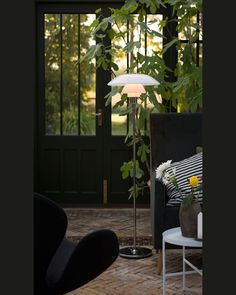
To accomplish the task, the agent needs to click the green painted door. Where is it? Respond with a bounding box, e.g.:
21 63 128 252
35 4 163 205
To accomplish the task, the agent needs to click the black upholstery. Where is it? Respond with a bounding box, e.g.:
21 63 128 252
149 113 202 250
34 193 119 295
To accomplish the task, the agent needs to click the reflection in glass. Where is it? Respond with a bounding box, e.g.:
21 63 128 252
45 14 61 135
62 14 79 135
80 14 96 135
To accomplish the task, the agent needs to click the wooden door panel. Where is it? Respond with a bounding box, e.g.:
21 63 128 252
109 149 132 203
63 149 78 193
42 149 61 193
36 4 151 205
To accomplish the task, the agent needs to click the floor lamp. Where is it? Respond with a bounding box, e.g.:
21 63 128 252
108 74 159 258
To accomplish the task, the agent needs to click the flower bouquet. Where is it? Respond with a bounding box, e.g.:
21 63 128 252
155 160 202 209
156 160 202 237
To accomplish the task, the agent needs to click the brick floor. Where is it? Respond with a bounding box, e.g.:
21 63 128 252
64 208 202 295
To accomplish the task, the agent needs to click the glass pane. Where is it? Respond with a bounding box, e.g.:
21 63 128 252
80 14 96 135
111 14 164 136
178 15 198 41
128 14 145 71
44 14 61 135
199 43 203 67
178 43 200 65
111 19 128 135
144 15 163 134
146 14 163 56
199 13 203 41
112 94 128 135
112 19 127 76
62 14 79 135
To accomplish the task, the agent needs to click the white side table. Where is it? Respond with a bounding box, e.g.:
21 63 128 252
162 227 202 295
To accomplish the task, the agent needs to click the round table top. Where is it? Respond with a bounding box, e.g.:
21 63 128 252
163 227 202 247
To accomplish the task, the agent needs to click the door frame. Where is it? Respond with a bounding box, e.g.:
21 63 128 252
35 1 169 206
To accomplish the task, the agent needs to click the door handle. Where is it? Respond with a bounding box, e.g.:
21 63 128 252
95 108 103 127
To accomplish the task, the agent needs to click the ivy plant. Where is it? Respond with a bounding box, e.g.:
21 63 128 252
79 0 202 199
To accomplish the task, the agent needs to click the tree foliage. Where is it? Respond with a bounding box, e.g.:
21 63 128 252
80 0 202 199
45 14 96 135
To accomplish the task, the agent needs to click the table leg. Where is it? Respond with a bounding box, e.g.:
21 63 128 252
183 246 186 290
162 238 166 295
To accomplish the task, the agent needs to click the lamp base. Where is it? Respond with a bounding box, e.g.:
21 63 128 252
119 246 153 259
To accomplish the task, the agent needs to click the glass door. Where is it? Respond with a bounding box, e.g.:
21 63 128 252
35 3 164 205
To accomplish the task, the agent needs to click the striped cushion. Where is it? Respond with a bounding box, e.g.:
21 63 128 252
165 152 203 206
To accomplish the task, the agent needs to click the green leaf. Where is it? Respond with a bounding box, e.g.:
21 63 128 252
104 87 122 106
181 195 194 210
90 18 99 30
137 107 146 130
158 18 167 30
118 104 132 115
124 41 141 53
107 28 116 40
150 4 157 14
138 21 165 38
95 8 102 14
79 44 102 63
162 38 178 54
113 99 126 110
105 95 112 107
96 33 106 39
173 76 190 93
126 137 139 147
148 91 160 109
128 180 146 199
124 133 131 144
111 62 119 71
105 86 121 98
120 161 132 179
138 8 146 22
101 20 108 32
129 161 144 179
102 60 108 70
137 143 150 163
136 167 144 179
123 0 138 12
167 0 183 5
122 169 129 179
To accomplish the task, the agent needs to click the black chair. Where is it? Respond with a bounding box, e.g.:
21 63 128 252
149 112 202 273
34 193 119 295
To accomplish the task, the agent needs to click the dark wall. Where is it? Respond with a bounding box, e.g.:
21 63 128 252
1 0 35 294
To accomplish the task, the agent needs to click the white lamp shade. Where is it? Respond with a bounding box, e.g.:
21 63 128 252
108 73 159 86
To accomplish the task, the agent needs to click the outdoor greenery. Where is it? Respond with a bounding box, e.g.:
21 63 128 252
45 14 96 135
80 0 202 199
43 0 202 200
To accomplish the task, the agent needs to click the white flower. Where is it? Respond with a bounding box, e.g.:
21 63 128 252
162 171 171 185
172 167 176 176
155 160 172 180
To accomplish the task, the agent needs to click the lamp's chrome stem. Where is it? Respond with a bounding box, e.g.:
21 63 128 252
119 96 152 259
131 97 137 250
